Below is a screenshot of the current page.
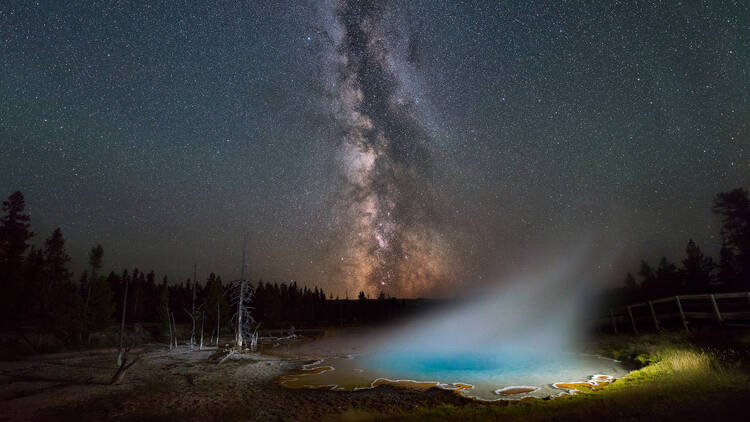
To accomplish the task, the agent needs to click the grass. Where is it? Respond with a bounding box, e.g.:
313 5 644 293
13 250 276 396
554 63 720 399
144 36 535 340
335 330 750 421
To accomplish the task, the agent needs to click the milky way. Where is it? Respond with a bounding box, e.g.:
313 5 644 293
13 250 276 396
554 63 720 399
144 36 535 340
322 0 454 297
1 1 748 294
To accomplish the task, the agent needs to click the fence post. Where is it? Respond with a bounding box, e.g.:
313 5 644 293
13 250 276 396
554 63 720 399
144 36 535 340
609 308 618 334
627 305 638 334
710 294 723 324
648 301 660 331
675 296 689 331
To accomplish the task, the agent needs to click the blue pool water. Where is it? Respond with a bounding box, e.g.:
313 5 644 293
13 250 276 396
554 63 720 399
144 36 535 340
281 350 629 400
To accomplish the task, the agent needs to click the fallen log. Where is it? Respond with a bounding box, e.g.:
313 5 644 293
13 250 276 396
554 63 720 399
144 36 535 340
110 354 141 385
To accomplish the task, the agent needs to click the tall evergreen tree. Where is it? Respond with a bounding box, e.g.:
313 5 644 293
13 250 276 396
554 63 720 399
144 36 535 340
87 273 115 332
0 191 34 316
713 188 750 288
22 246 45 316
138 270 158 323
681 239 714 292
42 228 82 343
655 257 680 294
41 228 73 316
43 228 72 284
158 276 171 340
84 244 104 316
204 273 228 334
717 240 741 288
638 260 655 290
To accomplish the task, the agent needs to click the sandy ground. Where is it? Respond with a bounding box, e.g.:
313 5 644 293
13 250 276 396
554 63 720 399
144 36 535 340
0 333 473 421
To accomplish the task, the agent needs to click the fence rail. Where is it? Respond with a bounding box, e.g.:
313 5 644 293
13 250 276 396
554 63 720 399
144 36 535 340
597 291 750 333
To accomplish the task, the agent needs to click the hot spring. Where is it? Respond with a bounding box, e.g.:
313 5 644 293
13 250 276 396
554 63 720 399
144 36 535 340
280 351 627 400
280 247 630 400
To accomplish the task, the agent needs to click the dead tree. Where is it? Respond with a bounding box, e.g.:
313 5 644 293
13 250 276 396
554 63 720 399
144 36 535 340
190 263 197 349
216 303 220 347
231 234 256 349
110 344 140 385
199 311 205 350
117 278 129 367
251 323 260 350
230 278 255 349
167 307 174 350
170 311 178 349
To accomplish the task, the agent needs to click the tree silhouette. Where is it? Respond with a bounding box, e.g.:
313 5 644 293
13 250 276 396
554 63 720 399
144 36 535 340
42 228 83 344
22 246 45 316
158 276 171 341
84 244 105 334
681 239 714 292
655 257 679 293
204 273 229 336
717 240 741 289
87 272 115 333
638 261 655 290
0 191 34 316
713 188 750 289
41 228 73 316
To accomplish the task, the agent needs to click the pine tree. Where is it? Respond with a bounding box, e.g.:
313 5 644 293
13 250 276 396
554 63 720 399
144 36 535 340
681 239 714 292
88 274 115 332
655 257 679 294
713 188 750 289
638 261 655 290
42 228 82 343
204 273 228 335
717 240 741 288
158 276 171 341
144 271 157 322
84 245 104 317
22 246 45 316
41 228 73 316
0 191 34 316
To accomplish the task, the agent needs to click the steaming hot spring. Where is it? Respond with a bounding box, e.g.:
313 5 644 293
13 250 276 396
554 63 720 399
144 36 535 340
280 350 628 401
280 255 631 400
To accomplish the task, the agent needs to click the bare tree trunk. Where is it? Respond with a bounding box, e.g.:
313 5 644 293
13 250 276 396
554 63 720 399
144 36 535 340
167 306 173 350
191 263 197 349
170 311 178 349
200 311 205 350
117 279 129 367
83 280 93 345
216 303 220 347
110 347 140 385
84 275 93 343
132 291 139 325
236 236 247 348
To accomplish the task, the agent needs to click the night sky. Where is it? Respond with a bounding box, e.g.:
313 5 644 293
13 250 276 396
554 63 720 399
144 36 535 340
1 1 748 297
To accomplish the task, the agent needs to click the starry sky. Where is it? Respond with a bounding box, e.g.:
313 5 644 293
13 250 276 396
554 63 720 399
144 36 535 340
1 0 748 297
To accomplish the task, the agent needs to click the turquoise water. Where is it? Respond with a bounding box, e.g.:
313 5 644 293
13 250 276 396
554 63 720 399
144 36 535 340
366 350 551 375
282 350 629 400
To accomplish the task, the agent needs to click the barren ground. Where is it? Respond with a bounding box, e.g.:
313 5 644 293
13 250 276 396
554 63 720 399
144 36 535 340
0 333 472 421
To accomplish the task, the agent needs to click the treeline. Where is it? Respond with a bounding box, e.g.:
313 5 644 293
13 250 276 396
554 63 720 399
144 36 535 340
0 191 427 350
618 187 750 303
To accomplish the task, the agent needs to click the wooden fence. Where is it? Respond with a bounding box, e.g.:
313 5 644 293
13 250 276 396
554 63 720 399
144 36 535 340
597 291 750 333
